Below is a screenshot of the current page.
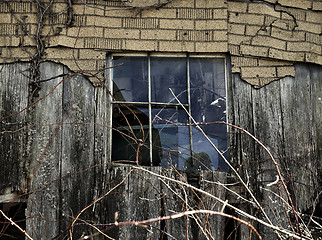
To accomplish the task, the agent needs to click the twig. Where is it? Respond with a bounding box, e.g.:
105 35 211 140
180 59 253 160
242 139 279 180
0 210 33 240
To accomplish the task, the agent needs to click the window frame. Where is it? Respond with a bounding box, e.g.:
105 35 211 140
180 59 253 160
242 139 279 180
106 52 229 170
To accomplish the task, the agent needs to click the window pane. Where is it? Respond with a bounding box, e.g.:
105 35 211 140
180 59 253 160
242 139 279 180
151 107 190 169
112 104 156 166
112 56 148 102
151 57 187 104
189 58 228 171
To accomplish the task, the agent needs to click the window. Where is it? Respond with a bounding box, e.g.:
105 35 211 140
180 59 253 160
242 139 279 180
108 53 228 171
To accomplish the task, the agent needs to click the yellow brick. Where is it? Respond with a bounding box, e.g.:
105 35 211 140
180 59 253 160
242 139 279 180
49 35 84 48
287 42 321 54
241 66 277 78
229 13 264 25
305 33 321 45
45 47 76 59
271 27 305 41
195 0 227 8
228 1 248 13
0 37 11 46
195 42 228 52
177 8 212 19
141 8 177 18
11 36 20 47
297 21 321 34
245 25 264 36
79 49 106 60
252 36 286 50
228 44 240 55
213 30 228 41
160 19 194 30
313 1 322 10
195 20 227 30
159 41 194 52
73 4 104 16
67 27 103 38
240 45 269 57
0 13 12 23
248 3 281 18
306 11 322 23
86 16 122 28
104 29 140 39
271 19 293 30
228 34 251 45
305 53 322 65
124 18 159 29
126 0 159 7
258 59 293 66
124 39 158 51
268 48 305 62
7 47 36 58
276 5 306 21
213 9 228 19
105 8 137 18
52 2 68 13
277 0 312 10
231 56 258 67
141 29 176 40
165 0 194 8
228 24 246 35
276 66 295 77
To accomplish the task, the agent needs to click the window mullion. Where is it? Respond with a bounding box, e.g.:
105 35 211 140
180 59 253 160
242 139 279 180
186 54 194 159
148 53 153 166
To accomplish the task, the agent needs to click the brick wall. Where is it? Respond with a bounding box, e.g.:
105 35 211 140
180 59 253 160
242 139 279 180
0 0 321 87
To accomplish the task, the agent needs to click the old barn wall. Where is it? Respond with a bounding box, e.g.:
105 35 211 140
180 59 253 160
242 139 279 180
0 0 321 239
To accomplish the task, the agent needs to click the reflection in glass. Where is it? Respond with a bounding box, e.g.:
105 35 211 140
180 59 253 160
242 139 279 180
151 107 190 169
112 56 148 102
112 105 160 166
189 58 228 171
151 57 187 104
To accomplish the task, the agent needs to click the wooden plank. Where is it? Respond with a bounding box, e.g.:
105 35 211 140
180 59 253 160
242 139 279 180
198 171 226 240
161 168 193 239
60 68 96 238
104 166 161 239
26 62 64 239
280 63 321 212
0 63 29 194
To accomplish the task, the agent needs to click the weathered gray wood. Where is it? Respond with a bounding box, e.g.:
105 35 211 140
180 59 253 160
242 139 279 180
229 63 322 239
60 67 96 238
0 63 29 194
104 166 162 239
198 171 226 240
161 168 193 239
26 62 64 239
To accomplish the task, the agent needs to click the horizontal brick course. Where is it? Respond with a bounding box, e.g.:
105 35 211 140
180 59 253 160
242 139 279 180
159 40 194 52
269 48 305 62
248 3 281 18
195 20 227 30
252 35 286 50
141 29 176 40
160 19 194 29
241 66 277 78
195 41 228 52
287 42 321 54
229 13 264 25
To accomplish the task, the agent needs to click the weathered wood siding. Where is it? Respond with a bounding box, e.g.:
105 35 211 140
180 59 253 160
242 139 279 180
0 61 320 239
229 63 322 239
0 62 227 239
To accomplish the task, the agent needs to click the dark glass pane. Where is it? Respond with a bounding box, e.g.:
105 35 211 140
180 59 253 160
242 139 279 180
189 58 228 171
112 104 157 166
151 57 187 104
151 107 190 169
112 56 148 102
